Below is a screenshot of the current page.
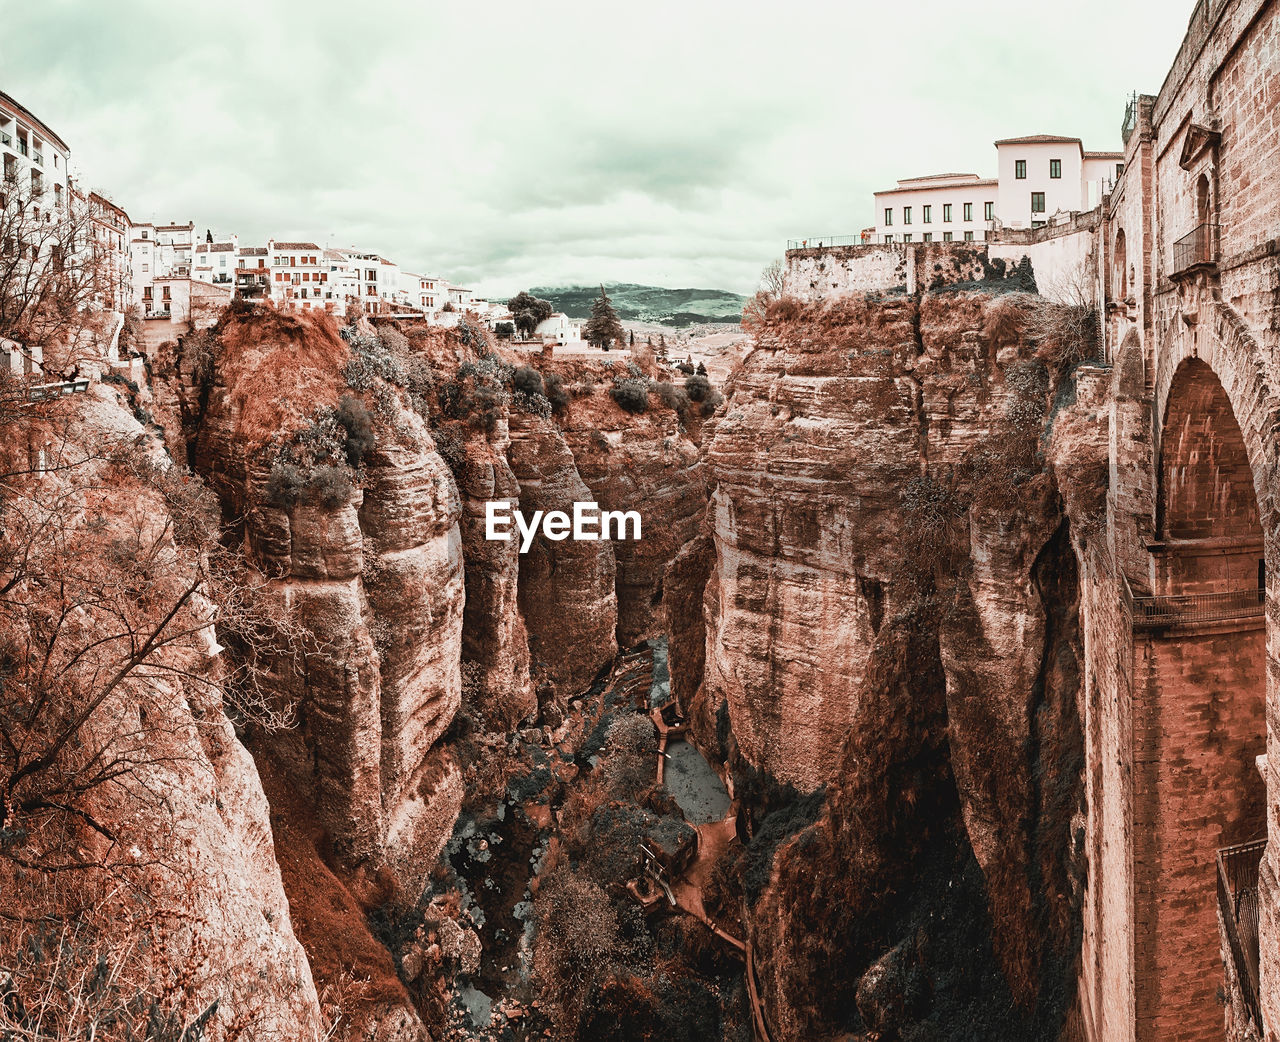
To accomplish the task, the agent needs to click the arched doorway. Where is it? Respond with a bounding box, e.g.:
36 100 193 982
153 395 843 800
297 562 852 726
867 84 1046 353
1133 357 1266 1040
1196 174 1211 228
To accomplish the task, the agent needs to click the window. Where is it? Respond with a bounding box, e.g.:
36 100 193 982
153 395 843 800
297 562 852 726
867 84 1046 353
884 234 893 243
943 204 952 222
903 206 912 225
963 203 973 222
884 208 893 226
1050 159 1062 179
985 201 995 221
162 286 171 301
1015 160 1027 179
922 205 932 223
943 232 953 242
964 231 974 241
923 233 933 242
1031 192 1046 213
903 234 912 242
1116 163 1124 178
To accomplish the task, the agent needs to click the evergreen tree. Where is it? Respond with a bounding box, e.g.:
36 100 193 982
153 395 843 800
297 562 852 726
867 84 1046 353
629 330 635 347
583 285 626 349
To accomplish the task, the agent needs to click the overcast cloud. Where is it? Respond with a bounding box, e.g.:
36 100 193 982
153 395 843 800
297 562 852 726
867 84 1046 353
10 0 1189 298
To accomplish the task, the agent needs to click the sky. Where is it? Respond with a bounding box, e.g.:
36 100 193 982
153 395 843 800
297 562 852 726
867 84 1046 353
9 0 1191 300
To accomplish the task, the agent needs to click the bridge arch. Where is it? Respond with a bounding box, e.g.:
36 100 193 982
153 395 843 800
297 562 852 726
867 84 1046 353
1131 303 1280 1041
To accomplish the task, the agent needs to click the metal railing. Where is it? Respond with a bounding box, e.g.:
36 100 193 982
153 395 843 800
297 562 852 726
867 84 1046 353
1130 586 1263 627
1218 838 1266 1033
16 139 27 156
0 132 10 148
33 152 42 166
1121 92 1139 145
1173 222 1219 273
26 378 90 401
786 234 870 250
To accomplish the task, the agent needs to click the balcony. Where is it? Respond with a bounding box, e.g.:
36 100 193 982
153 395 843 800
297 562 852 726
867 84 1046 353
16 139 27 157
1128 586 1263 628
1218 838 1265 1034
33 152 43 166
1172 222 1220 275
0 132 10 148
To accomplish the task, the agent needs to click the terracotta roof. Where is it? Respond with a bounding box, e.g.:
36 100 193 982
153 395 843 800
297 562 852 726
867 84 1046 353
239 247 267 256
898 172 982 184
1084 150 1124 159
272 241 321 251
994 134 1082 146
874 178 997 197
155 223 194 230
197 243 235 252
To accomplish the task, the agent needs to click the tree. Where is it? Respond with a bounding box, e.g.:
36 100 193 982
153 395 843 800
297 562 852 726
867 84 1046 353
506 291 553 339
583 285 625 349
0 392 308 879
0 183 114 376
742 257 785 330
628 330 635 347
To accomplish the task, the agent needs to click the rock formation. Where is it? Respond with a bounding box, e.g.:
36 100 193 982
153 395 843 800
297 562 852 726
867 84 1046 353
666 291 1106 1039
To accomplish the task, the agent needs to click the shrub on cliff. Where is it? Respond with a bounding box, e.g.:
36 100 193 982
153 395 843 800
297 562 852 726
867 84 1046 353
684 374 711 402
335 395 376 467
653 381 689 418
265 460 354 509
543 372 570 413
513 365 545 398
514 390 553 418
611 378 649 414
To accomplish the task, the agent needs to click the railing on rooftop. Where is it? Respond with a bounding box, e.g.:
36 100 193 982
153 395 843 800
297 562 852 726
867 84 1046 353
786 234 870 250
1173 222 1220 274
1121 92 1139 146
1218 838 1266 1034
1129 586 1263 628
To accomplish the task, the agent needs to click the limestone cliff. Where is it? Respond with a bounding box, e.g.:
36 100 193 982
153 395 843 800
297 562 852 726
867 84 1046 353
671 292 1106 1040
0 387 324 1040
178 308 465 890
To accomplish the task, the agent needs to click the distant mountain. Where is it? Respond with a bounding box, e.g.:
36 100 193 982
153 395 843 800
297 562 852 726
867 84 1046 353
528 283 748 327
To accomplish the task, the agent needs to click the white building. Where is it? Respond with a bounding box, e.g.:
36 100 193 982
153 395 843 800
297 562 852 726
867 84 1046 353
0 90 70 216
874 173 997 245
85 191 133 312
193 234 238 287
534 312 582 345
874 134 1124 243
267 240 332 313
131 222 195 317
994 135 1123 231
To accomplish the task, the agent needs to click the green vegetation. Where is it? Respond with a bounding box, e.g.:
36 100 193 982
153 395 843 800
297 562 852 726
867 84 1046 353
531 282 749 327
